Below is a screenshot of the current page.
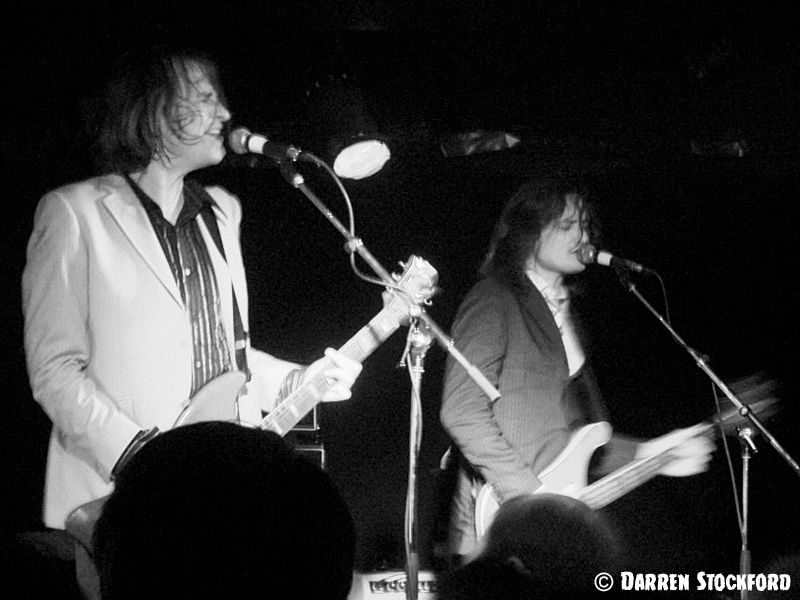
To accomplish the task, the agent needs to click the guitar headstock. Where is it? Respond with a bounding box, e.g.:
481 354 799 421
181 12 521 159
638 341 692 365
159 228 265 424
384 255 439 321
712 373 782 435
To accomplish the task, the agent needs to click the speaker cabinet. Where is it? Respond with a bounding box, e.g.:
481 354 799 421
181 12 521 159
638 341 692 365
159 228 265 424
285 406 325 469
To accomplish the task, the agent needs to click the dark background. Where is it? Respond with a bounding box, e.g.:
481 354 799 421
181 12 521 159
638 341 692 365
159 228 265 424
3 0 799 585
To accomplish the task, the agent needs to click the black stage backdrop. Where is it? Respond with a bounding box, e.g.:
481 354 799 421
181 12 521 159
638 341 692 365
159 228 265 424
3 0 799 583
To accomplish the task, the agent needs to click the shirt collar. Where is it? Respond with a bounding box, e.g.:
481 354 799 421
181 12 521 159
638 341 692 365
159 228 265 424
126 175 217 228
525 269 568 303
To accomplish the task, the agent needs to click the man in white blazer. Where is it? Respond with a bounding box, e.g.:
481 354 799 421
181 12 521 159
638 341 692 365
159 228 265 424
22 45 362 531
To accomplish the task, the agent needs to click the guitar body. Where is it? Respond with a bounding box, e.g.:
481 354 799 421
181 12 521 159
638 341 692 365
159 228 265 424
67 372 249 600
474 421 613 540
172 371 248 426
67 497 108 600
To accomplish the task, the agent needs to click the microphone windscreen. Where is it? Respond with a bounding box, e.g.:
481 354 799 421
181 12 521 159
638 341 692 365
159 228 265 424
577 244 597 265
227 127 251 154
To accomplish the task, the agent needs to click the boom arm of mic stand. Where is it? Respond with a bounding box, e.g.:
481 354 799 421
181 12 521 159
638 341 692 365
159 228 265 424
616 272 799 478
279 160 502 403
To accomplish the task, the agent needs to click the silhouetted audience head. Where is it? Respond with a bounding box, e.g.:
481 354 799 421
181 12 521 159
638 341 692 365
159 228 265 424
93 422 355 600
437 555 540 600
439 493 621 599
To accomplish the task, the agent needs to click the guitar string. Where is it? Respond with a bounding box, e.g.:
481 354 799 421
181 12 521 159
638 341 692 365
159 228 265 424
258 302 406 433
580 453 674 509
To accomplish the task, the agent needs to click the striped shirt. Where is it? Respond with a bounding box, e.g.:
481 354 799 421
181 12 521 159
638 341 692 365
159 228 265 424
127 176 232 397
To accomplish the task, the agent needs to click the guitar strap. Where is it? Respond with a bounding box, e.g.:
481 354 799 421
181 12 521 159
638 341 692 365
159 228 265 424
195 185 251 382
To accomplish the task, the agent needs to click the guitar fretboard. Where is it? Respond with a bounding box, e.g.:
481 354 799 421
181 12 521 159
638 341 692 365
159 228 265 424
580 452 675 509
260 305 404 435
581 420 720 509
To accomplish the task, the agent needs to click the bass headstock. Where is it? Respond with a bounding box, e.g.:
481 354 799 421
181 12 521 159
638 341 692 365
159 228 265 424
712 373 782 435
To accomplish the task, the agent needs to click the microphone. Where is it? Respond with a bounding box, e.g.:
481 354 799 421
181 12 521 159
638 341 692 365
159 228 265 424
578 244 656 274
227 127 302 163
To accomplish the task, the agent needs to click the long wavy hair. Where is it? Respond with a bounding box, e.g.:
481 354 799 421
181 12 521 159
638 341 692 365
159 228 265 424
480 177 597 291
93 45 228 174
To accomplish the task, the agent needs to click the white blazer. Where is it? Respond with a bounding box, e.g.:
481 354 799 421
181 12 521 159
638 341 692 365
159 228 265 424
22 173 297 528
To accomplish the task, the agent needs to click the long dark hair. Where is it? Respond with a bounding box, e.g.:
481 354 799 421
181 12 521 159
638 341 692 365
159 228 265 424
480 177 596 290
93 45 227 174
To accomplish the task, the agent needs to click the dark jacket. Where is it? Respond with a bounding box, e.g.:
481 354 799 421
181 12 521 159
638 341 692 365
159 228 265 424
440 275 635 555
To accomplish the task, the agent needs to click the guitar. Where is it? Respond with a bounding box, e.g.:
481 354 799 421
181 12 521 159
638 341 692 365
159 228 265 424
474 396 778 541
174 255 438 430
65 255 437 600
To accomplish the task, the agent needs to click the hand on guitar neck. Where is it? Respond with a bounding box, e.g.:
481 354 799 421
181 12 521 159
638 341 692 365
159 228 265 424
634 372 778 477
635 423 715 477
301 347 363 403
285 286 422 404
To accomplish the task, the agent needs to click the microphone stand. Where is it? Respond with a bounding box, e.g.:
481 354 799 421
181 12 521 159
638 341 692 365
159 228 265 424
614 269 798 477
399 321 434 600
277 158 501 598
277 160 501 403
738 427 757 600
613 268 800 597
